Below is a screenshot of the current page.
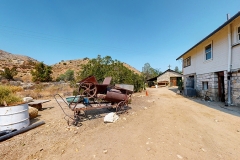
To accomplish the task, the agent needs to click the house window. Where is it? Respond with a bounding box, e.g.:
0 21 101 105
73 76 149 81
183 56 191 68
237 26 240 42
202 82 208 90
205 44 212 60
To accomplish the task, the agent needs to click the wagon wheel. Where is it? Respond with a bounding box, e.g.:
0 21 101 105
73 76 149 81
116 101 127 114
127 94 132 104
79 82 97 98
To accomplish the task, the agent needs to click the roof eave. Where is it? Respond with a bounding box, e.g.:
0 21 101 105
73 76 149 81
176 11 240 60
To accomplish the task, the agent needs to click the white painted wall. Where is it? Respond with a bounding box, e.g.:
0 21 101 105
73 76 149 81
232 45 240 70
182 16 240 75
231 17 240 70
183 26 230 75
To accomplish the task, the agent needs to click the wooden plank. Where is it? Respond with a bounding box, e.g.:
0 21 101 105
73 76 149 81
28 100 51 105
28 100 51 110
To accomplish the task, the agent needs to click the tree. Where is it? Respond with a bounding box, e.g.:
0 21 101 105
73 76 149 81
56 74 65 81
0 67 18 80
142 63 161 81
174 66 182 74
31 62 52 82
77 55 144 92
174 66 179 72
56 69 75 82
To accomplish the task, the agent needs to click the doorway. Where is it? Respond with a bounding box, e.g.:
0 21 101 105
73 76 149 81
170 77 177 86
217 71 225 102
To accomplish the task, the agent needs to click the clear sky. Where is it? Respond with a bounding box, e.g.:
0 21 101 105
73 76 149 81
0 0 239 72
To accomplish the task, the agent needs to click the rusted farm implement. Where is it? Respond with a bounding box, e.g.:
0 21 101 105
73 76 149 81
54 76 133 126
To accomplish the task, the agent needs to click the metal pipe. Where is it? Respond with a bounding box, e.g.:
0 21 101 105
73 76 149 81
227 24 232 72
227 23 232 106
227 14 230 20
0 121 45 142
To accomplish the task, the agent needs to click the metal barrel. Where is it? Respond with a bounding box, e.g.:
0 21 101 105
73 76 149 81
0 103 30 131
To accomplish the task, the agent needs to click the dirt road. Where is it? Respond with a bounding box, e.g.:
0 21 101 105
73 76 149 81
1 87 240 160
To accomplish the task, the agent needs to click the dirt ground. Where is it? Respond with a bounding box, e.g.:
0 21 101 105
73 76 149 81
1 87 240 160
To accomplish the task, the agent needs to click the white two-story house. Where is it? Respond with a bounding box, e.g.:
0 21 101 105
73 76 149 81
176 11 240 106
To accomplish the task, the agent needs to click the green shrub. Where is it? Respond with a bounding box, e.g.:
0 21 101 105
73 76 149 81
0 67 18 80
31 62 52 82
0 85 23 106
78 55 144 92
56 70 74 82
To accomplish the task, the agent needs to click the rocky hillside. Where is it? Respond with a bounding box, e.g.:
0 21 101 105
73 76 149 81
0 50 39 82
0 50 37 62
123 62 141 75
51 60 141 80
0 49 141 82
51 59 89 80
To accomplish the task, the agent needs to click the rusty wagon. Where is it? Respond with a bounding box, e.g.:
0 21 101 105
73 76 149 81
54 76 133 125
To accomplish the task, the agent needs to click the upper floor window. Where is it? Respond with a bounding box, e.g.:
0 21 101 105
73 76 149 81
238 26 240 42
205 44 212 60
183 56 191 68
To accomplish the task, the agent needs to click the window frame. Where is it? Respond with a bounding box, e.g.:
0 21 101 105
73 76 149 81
202 81 208 90
237 26 240 43
204 43 213 61
183 56 191 68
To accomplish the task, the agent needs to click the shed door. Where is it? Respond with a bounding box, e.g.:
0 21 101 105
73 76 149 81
170 77 177 86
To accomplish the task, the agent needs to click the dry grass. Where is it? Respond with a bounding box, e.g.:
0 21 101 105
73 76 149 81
18 83 75 99
0 85 23 106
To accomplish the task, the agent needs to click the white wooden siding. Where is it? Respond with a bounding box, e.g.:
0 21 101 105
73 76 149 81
232 45 240 69
231 17 240 45
182 16 240 75
231 17 240 70
183 27 229 75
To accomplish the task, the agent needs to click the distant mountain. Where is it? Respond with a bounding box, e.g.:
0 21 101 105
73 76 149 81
0 50 39 82
0 49 141 82
0 50 38 62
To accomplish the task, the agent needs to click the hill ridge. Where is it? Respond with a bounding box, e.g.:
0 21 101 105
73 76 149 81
0 49 141 82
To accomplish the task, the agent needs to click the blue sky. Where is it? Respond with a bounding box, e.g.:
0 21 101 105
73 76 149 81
0 0 239 72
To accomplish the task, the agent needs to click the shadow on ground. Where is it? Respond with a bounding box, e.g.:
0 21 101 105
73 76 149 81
168 87 240 117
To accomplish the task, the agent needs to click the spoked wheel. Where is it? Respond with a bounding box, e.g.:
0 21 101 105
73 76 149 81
79 82 97 98
116 101 127 114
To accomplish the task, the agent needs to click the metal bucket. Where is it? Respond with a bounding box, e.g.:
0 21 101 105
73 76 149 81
0 103 30 131
66 95 82 103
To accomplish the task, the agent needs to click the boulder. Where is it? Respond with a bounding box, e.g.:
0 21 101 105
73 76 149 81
28 106 38 119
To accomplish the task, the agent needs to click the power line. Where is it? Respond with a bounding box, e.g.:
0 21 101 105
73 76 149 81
0 25 150 56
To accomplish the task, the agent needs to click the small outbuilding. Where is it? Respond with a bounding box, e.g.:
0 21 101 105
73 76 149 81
157 69 183 87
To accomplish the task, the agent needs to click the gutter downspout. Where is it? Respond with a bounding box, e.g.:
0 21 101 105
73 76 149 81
227 22 232 106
